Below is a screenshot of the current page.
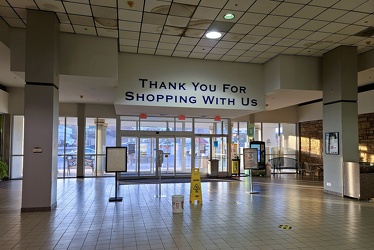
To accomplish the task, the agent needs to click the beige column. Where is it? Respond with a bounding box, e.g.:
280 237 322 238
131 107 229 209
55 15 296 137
21 10 59 212
323 46 358 196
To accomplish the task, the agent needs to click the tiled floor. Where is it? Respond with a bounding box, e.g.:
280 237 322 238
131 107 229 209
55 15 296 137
1 175 374 250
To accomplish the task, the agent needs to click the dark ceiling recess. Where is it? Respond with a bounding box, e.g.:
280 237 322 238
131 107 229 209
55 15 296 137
354 26 374 37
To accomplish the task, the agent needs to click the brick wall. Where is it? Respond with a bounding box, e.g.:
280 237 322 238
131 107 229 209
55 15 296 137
358 113 374 162
299 120 323 164
299 113 374 164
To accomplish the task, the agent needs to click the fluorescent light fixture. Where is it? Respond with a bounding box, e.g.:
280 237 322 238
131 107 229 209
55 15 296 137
224 13 235 20
206 31 222 39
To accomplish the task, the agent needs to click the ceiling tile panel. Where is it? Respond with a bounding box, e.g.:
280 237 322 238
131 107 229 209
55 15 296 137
118 0 144 11
241 34 263 43
220 55 239 61
225 0 255 11
91 0 117 7
179 37 199 45
249 26 274 36
221 33 245 42
166 16 190 27
259 15 288 28
144 0 170 13
97 28 118 38
293 5 326 19
335 12 369 24
235 56 252 62
258 36 282 45
119 30 140 40
139 40 158 48
69 15 94 26
232 42 254 50
120 46 138 53
247 0 281 14
56 13 70 24
143 13 167 25
306 31 333 41
0 6 18 18
225 49 245 56
120 39 138 46
119 21 141 32
269 28 295 38
193 6 220 20
287 30 313 39
332 0 368 10
175 44 194 52
157 42 177 50
271 2 304 16
210 47 230 55
140 33 160 41
238 12 266 25
155 49 173 56
299 20 329 31
215 41 236 48
199 0 227 9
3 17 25 27
13 7 27 18
189 52 207 59
276 38 299 46
308 0 339 8
138 47 156 54
314 9 348 22
251 44 271 52
91 6 117 19
0 0 9 6
36 0 65 13
118 9 143 22
73 25 96 35
159 35 180 44
319 23 348 33
172 51 190 57
242 50 262 57
280 17 309 29
64 2 92 16
281 47 304 55
205 54 223 60
229 23 254 34
60 23 74 33
7 0 37 9
337 25 370 36
141 23 163 34
354 1 374 13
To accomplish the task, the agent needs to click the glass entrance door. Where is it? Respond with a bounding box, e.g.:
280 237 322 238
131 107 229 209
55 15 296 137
121 135 192 178
195 137 210 175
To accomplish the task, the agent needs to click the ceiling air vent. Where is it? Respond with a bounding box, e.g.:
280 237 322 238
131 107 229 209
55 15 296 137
354 26 374 37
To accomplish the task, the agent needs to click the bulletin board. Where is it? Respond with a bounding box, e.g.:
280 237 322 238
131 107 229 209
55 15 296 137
106 147 127 172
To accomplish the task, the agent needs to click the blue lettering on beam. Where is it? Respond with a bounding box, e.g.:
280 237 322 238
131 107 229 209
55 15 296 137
139 79 186 90
202 96 235 105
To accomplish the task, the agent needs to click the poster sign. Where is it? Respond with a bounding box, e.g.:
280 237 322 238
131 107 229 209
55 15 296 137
106 147 128 172
325 132 339 155
243 148 258 169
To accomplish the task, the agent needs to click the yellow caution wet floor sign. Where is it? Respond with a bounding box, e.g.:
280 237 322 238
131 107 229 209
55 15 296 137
190 168 202 204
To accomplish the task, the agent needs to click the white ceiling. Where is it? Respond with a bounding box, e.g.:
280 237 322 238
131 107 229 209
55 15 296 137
0 0 373 115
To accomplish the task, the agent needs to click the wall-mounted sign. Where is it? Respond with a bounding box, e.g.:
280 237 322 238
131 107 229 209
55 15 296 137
117 54 265 112
325 132 339 155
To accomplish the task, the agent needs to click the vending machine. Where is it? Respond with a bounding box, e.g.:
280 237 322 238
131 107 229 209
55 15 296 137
250 141 265 169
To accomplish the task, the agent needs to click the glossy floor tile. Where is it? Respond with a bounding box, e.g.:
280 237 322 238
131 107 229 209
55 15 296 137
1 175 374 250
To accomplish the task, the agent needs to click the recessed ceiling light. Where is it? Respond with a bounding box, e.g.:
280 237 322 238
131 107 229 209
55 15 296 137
206 31 222 39
224 13 235 20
